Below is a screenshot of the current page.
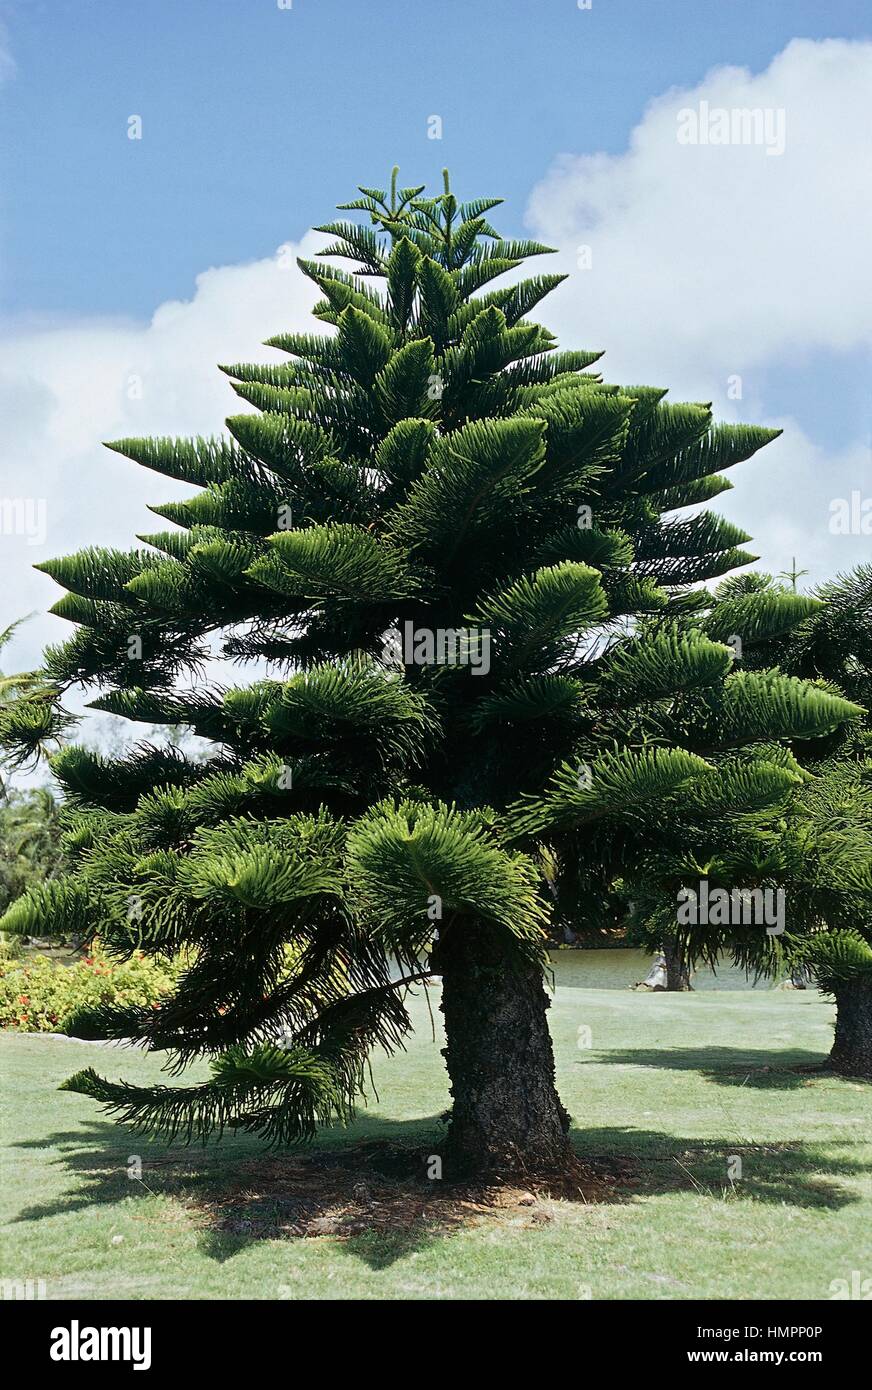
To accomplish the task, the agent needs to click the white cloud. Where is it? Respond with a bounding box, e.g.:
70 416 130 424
525 37 872 586
0 236 322 677
713 426 871 587
528 38 872 383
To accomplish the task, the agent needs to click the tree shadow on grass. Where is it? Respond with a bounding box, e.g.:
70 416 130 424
9 1107 871 1270
584 1045 872 1090
570 1124 869 1212
10 1115 462 1268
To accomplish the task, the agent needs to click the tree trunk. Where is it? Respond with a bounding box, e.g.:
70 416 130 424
829 976 872 1078
434 918 572 1177
663 934 692 991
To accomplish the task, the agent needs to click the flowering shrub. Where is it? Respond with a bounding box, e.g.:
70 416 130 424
0 943 180 1034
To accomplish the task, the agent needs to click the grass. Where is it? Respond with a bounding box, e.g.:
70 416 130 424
1 975 871 1300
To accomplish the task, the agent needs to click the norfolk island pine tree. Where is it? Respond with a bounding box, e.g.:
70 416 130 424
618 567 872 1067
0 170 862 1176
559 575 845 990
544 560 871 997
763 565 872 1074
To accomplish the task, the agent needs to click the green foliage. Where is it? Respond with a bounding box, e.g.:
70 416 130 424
61 1042 351 1145
0 788 65 918
793 930 872 990
703 591 821 646
616 566 872 990
0 877 94 939
0 690 78 769
348 800 549 961
0 943 179 1034
598 625 733 703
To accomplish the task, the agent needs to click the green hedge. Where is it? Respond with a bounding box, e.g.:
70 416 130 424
0 944 179 1034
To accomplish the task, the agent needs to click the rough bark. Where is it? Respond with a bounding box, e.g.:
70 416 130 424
434 918 572 1177
663 934 693 992
828 975 872 1078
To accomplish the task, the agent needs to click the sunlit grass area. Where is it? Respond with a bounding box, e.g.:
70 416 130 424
2 973 870 1300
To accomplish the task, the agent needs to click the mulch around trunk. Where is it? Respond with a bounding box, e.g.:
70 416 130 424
194 1140 620 1242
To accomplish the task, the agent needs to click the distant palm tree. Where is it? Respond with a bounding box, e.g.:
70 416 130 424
1 618 39 798
0 787 65 952
1 617 44 736
4 786 62 876
0 616 74 774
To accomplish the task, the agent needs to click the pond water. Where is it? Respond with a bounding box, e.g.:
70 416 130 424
549 948 780 991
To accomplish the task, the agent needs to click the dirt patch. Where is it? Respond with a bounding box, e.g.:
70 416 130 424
194 1140 618 1242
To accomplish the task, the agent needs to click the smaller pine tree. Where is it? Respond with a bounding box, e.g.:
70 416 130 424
620 566 872 1073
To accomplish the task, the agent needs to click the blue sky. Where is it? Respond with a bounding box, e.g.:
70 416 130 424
2 0 870 319
0 1 870 712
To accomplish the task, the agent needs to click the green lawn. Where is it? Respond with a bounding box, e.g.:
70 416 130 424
2 979 870 1300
